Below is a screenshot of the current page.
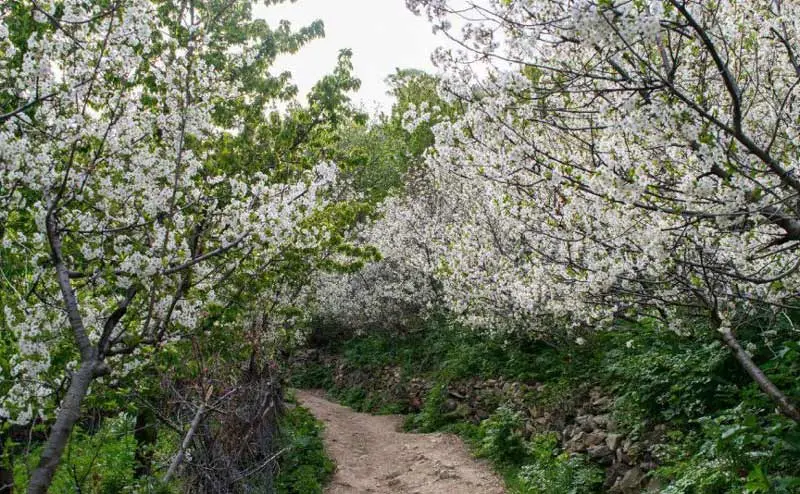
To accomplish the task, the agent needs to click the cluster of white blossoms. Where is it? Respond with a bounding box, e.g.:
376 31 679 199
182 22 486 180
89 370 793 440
317 0 800 342
311 186 446 331
0 0 341 425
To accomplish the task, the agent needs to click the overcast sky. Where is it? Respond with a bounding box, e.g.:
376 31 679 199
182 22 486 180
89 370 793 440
253 0 449 113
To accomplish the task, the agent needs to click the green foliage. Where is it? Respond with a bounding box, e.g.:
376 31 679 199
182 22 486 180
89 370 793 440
406 383 453 432
328 386 402 415
289 360 335 390
294 311 800 494
600 329 739 432
516 433 604 494
652 405 800 493
472 413 603 493
341 335 395 369
14 414 142 493
275 405 335 494
336 386 368 410
476 406 528 465
331 69 461 204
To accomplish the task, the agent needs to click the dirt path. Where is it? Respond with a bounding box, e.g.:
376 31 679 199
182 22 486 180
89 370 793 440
295 390 505 494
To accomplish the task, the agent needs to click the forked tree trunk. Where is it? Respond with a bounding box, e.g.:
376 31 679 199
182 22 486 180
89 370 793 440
720 328 800 422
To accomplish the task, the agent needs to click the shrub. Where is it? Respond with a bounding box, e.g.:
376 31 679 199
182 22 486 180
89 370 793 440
600 330 738 433
516 433 604 494
477 406 529 466
289 360 334 390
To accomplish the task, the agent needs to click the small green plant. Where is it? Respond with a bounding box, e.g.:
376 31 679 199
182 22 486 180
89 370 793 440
289 360 334 390
516 433 604 494
477 406 528 466
336 386 367 410
406 383 453 432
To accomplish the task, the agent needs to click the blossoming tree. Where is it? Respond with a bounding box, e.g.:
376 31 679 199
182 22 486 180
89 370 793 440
0 0 367 490
379 0 800 420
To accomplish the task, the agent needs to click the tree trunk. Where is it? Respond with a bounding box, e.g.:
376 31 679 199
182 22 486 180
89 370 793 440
134 407 158 478
26 360 97 494
720 328 800 422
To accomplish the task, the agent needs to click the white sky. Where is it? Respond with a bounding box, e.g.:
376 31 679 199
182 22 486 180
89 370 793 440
253 0 449 113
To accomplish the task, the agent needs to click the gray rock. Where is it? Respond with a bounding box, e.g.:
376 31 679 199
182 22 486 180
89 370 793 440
585 431 607 446
592 396 613 410
593 414 611 428
646 477 664 492
606 433 623 451
565 431 587 453
618 467 645 493
442 399 458 413
587 444 614 465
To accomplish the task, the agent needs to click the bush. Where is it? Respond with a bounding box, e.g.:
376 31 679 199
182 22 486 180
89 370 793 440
654 405 800 493
404 383 459 432
599 330 739 434
14 414 139 493
516 433 604 494
289 360 334 390
16 414 172 493
477 406 529 466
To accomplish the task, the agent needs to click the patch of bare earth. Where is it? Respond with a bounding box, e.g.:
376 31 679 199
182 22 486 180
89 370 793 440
295 389 505 494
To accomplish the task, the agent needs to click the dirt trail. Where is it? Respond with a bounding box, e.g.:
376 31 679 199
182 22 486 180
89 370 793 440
296 390 505 494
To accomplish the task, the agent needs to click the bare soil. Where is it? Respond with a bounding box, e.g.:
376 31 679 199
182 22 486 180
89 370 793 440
296 389 505 494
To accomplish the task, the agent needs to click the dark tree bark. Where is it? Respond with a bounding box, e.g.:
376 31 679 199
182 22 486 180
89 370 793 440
134 407 158 478
28 214 118 494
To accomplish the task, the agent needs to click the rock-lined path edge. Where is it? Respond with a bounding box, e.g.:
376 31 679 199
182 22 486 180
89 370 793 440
295 389 505 494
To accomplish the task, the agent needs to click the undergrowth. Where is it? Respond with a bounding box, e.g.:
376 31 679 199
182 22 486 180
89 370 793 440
290 316 800 493
275 394 335 494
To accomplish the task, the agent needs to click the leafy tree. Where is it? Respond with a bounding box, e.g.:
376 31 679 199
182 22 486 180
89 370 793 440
0 0 370 490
